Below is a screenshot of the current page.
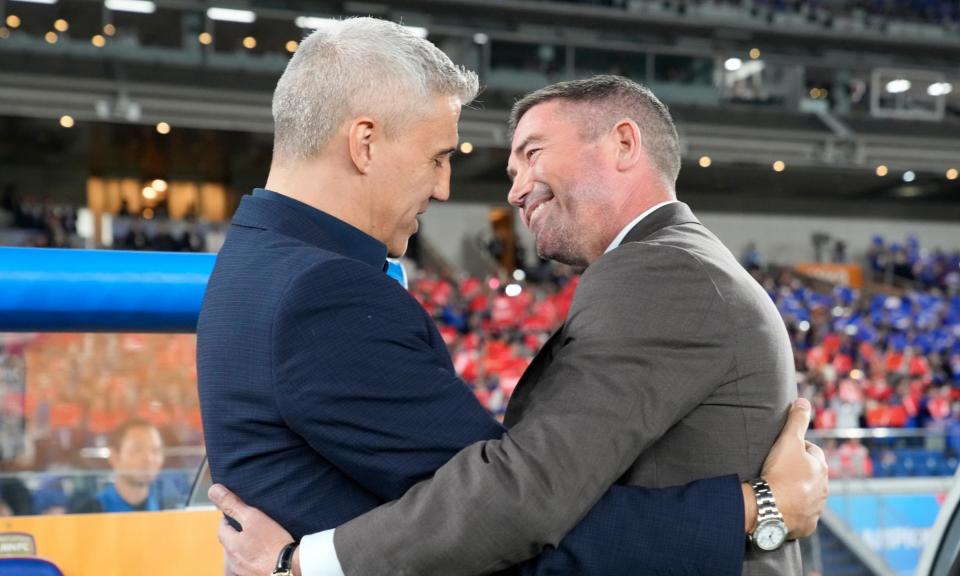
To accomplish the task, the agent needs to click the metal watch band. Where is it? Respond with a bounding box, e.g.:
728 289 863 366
273 541 299 574
750 477 784 523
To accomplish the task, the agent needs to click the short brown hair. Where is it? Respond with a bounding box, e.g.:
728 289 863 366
509 75 681 184
110 418 161 451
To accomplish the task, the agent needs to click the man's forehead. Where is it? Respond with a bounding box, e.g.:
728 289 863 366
510 100 574 149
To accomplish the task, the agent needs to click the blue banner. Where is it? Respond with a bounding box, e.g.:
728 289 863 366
828 493 943 574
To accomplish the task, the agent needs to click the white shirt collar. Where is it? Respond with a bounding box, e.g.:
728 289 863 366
603 200 679 254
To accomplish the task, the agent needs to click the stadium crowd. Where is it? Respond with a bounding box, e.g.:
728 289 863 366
0 195 219 252
2 232 959 517
544 0 960 26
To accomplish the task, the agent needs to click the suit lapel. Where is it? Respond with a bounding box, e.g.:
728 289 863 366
503 202 702 428
503 324 566 427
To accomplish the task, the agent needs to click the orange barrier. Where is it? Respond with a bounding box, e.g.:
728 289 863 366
0 509 222 575
794 263 864 289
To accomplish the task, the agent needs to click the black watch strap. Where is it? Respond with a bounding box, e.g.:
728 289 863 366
273 541 299 575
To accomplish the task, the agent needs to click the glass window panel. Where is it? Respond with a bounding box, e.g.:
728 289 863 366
574 47 647 81
654 54 714 85
0 333 203 517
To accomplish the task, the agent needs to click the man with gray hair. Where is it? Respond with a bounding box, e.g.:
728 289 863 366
202 19 826 576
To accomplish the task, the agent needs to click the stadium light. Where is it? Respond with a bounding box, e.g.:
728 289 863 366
698 156 711 168
10 0 58 4
6 15 21 28
885 79 911 94
947 168 958 181
53 18 68 32
295 16 337 29
875 165 888 177
473 33 489 45
505 283 522 297
772 160 785 172
105 0 157 14
724 58 742 72
459 142 474 154
59 115 74 128
207 7 256 24
902 170 916 183
927 82 953 97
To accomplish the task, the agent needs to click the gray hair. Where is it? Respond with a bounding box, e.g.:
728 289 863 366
272 17 479 162
509 75 681 184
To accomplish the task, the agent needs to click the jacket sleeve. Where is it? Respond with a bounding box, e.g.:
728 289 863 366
333 243 743 575
516 475 745 576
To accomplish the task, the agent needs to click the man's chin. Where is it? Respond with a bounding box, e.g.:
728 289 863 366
538 243 588 269
123 474 158 487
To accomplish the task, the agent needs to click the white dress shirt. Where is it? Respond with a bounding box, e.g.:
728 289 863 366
300 200 679 576
300 528 342 576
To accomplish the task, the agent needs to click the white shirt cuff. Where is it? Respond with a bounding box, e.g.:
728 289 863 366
299 529 345 576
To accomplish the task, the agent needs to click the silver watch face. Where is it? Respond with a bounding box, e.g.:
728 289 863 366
754 519 788 551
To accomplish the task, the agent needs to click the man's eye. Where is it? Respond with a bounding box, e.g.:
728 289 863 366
526 148 541 161
434 158 444 168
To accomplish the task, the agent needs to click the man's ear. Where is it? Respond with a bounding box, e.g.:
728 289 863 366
347 118 377 174
611 118 643 171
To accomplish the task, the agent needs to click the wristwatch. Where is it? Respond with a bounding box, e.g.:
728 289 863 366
747 477 788 552
272 541 299 576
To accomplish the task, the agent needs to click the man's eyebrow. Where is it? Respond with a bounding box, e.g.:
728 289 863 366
435 146 457 157
511 135 542 157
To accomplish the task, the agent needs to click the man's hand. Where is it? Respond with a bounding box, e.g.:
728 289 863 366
750 397 829 539
209 484 299 576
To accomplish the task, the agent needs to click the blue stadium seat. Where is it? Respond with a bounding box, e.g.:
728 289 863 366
895 456 915 477
0 558 64 576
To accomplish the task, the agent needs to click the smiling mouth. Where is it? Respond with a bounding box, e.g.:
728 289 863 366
526 199 553 229
522 184 555 228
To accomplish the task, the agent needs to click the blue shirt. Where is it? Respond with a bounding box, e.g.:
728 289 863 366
95 483 160 513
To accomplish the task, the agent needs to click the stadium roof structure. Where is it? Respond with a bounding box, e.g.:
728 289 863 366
0 0 957 213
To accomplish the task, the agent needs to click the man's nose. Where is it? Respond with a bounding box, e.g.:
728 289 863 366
507 171 530 208
434 170 451 202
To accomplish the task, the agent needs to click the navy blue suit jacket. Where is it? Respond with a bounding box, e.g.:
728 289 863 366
198 190 746 575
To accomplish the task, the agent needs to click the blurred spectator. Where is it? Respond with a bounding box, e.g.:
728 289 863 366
742 241 762 271
33 478 68 515
70 419 166 513
0 477 34 516
868 235 960 293
2 193 213 253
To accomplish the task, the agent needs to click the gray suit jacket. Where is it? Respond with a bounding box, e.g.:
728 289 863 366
335 202 801 575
